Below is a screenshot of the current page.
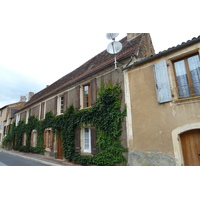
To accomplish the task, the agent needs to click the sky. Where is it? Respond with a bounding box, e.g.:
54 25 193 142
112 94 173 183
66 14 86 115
0 0 199 108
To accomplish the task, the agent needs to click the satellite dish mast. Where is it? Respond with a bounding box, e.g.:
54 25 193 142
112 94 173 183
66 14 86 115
106 33 122 69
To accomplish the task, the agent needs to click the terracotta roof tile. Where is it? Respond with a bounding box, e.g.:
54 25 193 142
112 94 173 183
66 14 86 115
123 35 200 70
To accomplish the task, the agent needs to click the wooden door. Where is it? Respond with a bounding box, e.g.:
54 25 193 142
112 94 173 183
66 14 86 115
57 133 63 159
180 129 200 166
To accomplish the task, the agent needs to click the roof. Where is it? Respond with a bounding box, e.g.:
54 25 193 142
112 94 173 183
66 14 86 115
123 35 200 70
0 101 24 110
21 33 147 110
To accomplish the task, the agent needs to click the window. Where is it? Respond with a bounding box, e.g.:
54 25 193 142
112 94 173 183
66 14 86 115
43 130 53 149
83 84 91 108
173 54 200 98
0 110 2 117
31 130 37 147
74 125 97 154
83 127 91 153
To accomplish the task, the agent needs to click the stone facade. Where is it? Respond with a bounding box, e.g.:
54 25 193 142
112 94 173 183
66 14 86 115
15 33 154 162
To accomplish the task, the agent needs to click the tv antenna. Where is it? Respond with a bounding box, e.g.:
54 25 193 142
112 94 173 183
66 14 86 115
106 33 122 69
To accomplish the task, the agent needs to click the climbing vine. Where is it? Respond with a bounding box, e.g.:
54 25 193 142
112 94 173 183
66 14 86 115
4 81 127 165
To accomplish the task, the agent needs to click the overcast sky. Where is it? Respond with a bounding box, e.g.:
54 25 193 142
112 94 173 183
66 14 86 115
0 1 199 108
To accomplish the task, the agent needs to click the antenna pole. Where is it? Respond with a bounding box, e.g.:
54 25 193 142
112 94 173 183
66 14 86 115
114 55 117 69
111 41 117 69
106 33 122 69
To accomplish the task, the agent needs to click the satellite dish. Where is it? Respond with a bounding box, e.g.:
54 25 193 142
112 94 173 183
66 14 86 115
106 33 119 40
107 41 122 55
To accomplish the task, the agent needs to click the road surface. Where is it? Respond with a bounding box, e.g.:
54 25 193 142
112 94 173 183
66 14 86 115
0 151 50 166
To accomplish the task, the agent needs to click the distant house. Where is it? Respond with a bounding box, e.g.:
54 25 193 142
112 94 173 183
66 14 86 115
0 97 26 147
15 33 155 163
123 35 200 166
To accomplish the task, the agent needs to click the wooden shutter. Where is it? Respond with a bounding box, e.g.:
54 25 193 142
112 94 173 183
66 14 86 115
91 126 97 154
63 91 68 112
50 131 53 149
154 60 172 103
43 131 46 148
29 109 31 117
74 126 81 153
54 96 58 115
40 102 45 120
90 78 97 106
75 86 80 110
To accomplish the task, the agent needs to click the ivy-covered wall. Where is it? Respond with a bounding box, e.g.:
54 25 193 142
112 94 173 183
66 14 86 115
3 81 127 166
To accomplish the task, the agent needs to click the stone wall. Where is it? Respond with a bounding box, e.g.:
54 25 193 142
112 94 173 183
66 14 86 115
128 150 175 166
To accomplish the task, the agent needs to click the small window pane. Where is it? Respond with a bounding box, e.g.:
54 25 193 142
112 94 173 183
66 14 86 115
174 60 190 98
84 128 91 152
187 55 200 95
84 86 88 94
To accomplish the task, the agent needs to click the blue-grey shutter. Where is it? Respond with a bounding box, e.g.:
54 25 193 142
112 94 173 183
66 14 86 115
153 60 172 103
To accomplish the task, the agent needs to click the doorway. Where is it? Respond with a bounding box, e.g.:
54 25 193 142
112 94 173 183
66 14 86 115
57 133 63 159
180 129 200 166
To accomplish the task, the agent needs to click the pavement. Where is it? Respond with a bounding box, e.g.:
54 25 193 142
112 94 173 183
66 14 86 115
0 147 80 166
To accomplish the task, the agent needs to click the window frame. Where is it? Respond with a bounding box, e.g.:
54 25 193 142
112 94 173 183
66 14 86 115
44 129 53 149
46 130 51 148
82 127 91 153
59 95 64 114
173 53 200 99
82 83 91 108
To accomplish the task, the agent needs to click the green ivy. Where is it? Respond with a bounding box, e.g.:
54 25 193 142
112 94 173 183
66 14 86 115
5 81 127 165
2 122 15 148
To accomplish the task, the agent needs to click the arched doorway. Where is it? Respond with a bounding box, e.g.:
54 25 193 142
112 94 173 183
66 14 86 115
172 123 200 166
180 129 200 166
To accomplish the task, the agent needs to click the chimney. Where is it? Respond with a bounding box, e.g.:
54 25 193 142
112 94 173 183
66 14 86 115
28 92 34 101
20 96 26 102
127 33 142 41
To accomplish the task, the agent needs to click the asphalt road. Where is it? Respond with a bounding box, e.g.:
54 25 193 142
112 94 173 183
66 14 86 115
0 151 49 166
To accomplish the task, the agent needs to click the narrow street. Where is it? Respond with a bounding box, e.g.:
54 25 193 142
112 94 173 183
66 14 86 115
0 151 49 166
0 148 76 166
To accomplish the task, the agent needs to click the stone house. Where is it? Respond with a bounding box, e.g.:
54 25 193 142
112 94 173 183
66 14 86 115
15 33 155 163
0 97 26 147
123 35 200 166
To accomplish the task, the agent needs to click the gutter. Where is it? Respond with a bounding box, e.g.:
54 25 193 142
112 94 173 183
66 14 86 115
122 35 200 70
